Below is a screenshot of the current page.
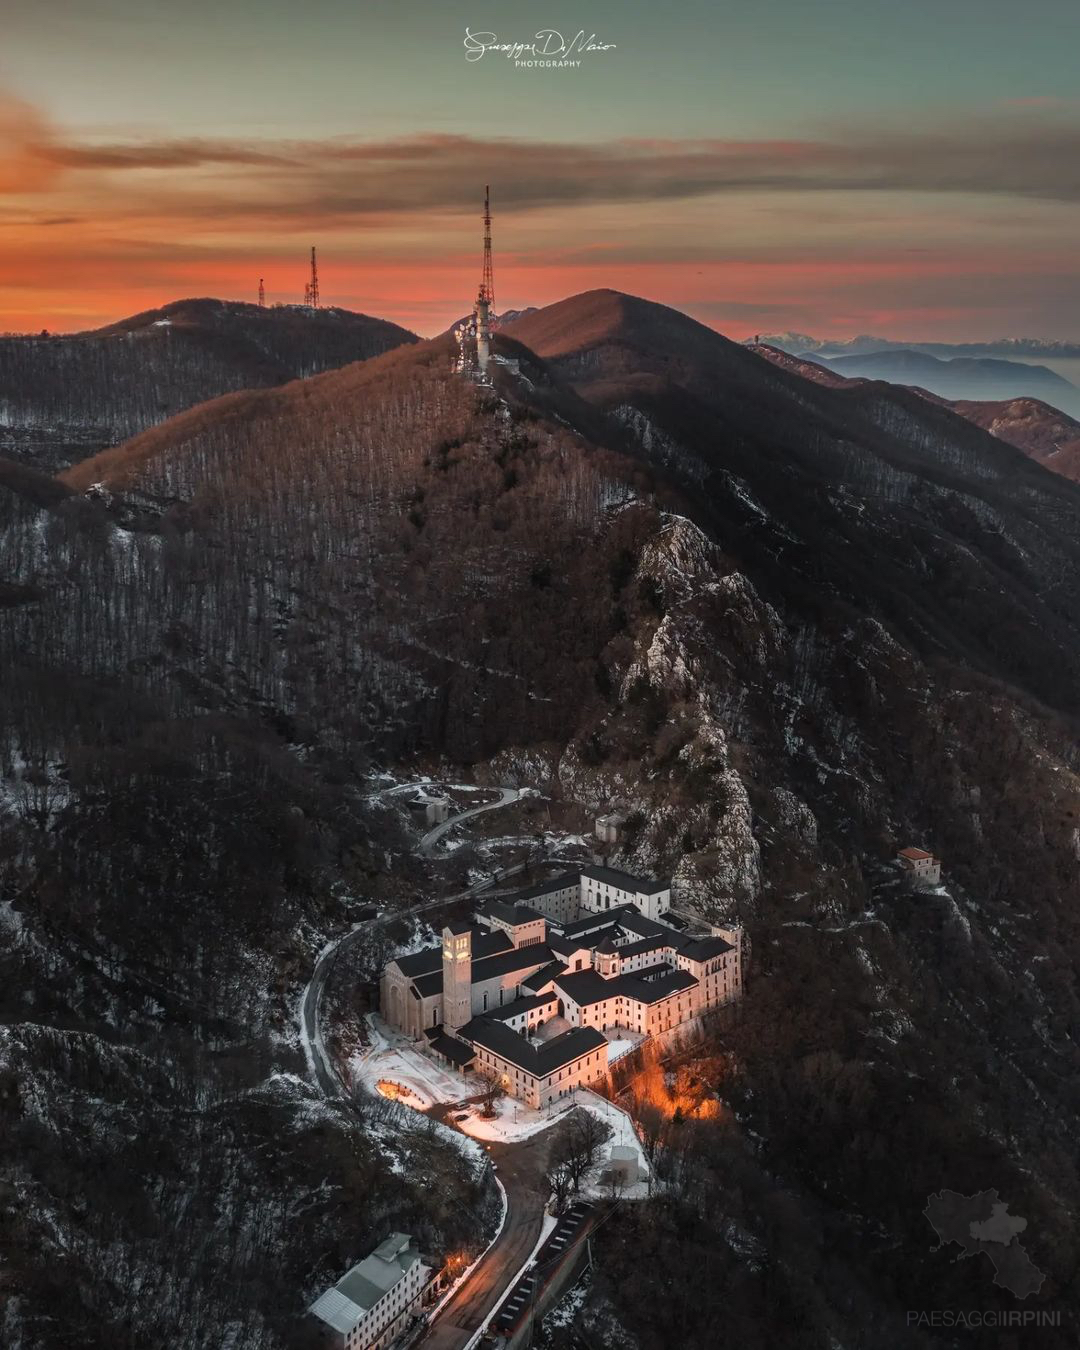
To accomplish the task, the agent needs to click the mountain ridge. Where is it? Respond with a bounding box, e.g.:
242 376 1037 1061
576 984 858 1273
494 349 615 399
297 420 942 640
758 331 1080 359
748 342 1080 482
0 297 418 472
5 286 1080 1350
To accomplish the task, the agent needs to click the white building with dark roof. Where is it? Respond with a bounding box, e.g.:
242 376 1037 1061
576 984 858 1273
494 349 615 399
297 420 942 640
310 1232 430 1350
513 865 672 923
378 866 744 1107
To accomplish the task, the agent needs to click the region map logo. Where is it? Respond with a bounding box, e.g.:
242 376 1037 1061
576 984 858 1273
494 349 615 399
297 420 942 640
924 1189 1046 1299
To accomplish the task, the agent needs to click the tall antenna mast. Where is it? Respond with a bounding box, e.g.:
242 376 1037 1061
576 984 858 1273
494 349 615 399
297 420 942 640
304 247 320 308
479 185 496 327
258 277 265 308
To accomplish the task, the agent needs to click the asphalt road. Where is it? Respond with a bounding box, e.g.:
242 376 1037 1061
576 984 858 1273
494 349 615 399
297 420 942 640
420 1128 568 1350
300 925 373 1097
419 787 520 857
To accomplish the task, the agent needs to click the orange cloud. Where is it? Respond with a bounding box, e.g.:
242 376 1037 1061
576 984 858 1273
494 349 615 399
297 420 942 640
0 93 59 194
1 88 1077 340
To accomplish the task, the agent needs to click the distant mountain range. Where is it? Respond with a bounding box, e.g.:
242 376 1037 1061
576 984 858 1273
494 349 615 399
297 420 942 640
750 336 1080 421
748 343 1080 482
757 332 1080 360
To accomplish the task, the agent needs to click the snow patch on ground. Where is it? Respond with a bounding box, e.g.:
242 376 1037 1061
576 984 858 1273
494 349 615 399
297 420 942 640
544 1273 589 1330
0 899 23 935
576 1092 651 1200
457 1095 579 1143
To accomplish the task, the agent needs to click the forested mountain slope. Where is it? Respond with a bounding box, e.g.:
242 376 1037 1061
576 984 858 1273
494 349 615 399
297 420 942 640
3 297 1079 1347
0 298 416 471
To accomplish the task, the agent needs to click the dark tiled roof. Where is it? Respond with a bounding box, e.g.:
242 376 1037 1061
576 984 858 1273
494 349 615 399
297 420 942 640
486 992 559 1022
395 948 442 979
618 968 699 1004
617 935 675 959
554 912 623 941
616 910 670 939
580 865 670 895
594 937 619 955
429 1033 476 1067
413 970 443 998
678 935 734 962
553 968 619 1007
552 904 662 939
548 909 686 964
555 964 699 1008
471 944 554 984
460 1017 607 1076
549 928 616 960
394 927 510 978
411 941 553 999
520 960 567 993
512 872 581 903
478 900 545 925
446 920 472 936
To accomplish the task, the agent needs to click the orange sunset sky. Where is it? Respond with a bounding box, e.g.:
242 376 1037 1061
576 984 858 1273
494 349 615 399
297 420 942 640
1 0 1077 339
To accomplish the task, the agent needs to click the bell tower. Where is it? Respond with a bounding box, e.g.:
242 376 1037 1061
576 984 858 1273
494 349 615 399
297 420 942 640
442 923 473 1031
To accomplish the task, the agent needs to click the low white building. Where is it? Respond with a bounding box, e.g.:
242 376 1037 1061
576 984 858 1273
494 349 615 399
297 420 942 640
310 1233 430 1350
594 812 626 845
517 864 671 924
424 796 451 825
607 1144 641 1184
897 847 941 888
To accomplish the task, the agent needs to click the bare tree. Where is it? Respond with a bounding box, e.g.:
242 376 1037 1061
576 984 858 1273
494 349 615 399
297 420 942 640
476 1069 505 1119
636 1101 666 1171
546 1160 574 1214
555 1110 614 1195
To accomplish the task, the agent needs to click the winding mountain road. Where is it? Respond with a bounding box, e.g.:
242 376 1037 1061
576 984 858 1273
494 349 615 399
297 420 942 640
299 783 523 1098
298 781 569 1347
419 786 521 857
300 926 371 1097
420 1133 564 1350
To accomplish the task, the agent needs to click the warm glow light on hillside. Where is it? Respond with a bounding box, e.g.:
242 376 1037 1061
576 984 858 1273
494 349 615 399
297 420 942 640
626 1042 726 1122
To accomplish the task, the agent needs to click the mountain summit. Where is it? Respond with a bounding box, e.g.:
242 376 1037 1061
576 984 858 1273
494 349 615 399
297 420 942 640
0 297 417 470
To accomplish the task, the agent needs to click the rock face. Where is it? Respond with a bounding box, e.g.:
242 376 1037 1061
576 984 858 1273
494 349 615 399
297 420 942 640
4 291 1080 1348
